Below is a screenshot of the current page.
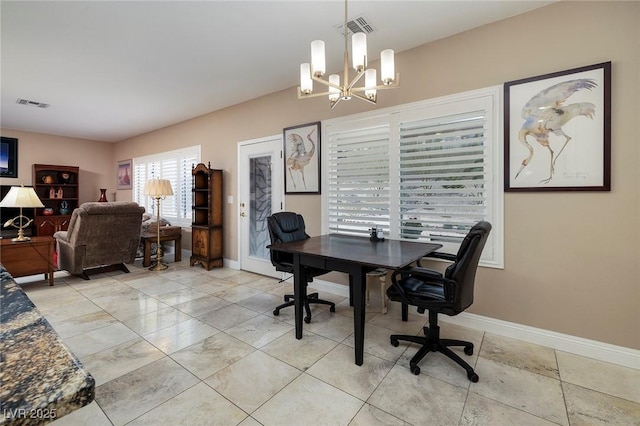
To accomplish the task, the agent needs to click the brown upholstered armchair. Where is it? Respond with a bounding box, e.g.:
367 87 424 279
54 202 145 279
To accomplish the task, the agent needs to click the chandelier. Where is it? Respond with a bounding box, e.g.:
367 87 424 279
298 0 399 108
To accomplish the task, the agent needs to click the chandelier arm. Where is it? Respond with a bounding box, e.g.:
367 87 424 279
350 91 377 105
346 71 366 90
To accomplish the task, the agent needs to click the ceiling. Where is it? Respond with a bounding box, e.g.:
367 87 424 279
1 1 554 143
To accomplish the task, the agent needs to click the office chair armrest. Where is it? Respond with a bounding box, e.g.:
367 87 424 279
390 267 445 303
417 251 456 266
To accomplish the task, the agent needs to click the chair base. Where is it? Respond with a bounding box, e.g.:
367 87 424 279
273 292 336 323
77 263 130 280
390 311 478 382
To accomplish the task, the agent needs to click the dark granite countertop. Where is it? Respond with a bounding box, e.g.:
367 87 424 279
0 266 94 425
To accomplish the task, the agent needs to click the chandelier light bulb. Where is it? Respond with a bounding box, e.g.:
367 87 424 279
352 32 367 72
300 63 313 94
381 49 395 84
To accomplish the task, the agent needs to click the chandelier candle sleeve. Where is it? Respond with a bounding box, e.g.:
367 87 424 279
352 32 367 71
311 40 326 77
329 74 341 102
365 69 377 99
300 63 313 94
381 49 395 84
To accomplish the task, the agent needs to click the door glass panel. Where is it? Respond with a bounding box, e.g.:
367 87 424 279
249 156 272 259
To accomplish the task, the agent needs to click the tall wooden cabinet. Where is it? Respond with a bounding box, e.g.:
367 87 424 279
190 163 223 270
32 164 80 236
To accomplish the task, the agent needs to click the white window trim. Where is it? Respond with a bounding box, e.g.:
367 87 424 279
322 86 504 269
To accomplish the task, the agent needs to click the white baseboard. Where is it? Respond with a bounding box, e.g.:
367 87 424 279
309 279 639 370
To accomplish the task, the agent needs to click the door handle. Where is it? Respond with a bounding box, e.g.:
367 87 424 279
240 212 246 217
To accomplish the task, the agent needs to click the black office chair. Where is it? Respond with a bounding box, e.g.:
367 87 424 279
267 212 335 323
387 221 491 382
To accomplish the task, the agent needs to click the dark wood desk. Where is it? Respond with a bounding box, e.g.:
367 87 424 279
269 234 442 366
1 236 55 286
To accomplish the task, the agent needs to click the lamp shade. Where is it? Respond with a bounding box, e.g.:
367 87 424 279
0 186 44 208
143 179 173 197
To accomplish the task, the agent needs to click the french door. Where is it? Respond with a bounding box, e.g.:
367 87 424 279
237 136 283 277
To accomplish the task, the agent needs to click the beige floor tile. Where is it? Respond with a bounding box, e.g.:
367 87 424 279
480 333 559 379
127 382 247 425
129 278 190 297
368 364 467 425
332 299 378 322
305 310 357 342
367 303 427 335
50 401 112 426
64 322 138 358
237 292 288 314
238 416 263 426
81 338 165 386
349 404 410 426
153 288 210 306
143 318 220 354
95 357 199 425
172 294 231 317
556 351 640 403
343 322 408 362
206 351 301 413
562 382 640 425
252 373 363 426
122 305 192 335
226 314 294 348
197 303 261 331
307 344 394 400
171 333 255 379
212 285 264 303
48 310 119 339
37 298 103 323
92 291 167 321
261 329 339 371
472 357 568 425
460 392 558 425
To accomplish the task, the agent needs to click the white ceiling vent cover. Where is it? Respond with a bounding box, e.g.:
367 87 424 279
335 16 374 36
16 98 50 108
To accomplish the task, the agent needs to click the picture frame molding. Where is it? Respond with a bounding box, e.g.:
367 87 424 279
504 61 611 192
283 121 321 194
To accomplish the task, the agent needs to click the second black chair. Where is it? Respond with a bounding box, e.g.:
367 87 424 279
267 212 335 323
387 221 492 382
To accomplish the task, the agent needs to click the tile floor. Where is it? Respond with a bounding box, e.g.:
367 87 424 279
17 259 640 426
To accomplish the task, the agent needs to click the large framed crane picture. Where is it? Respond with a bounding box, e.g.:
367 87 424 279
504 62 611 192
283 121 321 194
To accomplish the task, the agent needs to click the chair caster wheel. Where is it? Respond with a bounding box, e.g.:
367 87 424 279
464 344 474 356
330 305 336 313
304 316 311 324
273 310 280 316
390 338 399 347
468 372 479 382
410 365 420 375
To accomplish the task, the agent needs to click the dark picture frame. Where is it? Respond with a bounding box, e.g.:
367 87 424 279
283 121 321 194
0 137 18 178
117 159 132 190
504 62 611 192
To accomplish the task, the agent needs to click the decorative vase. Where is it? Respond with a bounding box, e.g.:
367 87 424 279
98 188 108 202
59 201 69 215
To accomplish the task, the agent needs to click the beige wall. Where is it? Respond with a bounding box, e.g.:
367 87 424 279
0 129 114 203
2 2 638 350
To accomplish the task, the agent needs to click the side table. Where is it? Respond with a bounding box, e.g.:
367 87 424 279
0 236 55 285
140 232 182 267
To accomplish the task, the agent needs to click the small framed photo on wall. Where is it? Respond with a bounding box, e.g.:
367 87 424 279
283 121 321 194
117 159 132 190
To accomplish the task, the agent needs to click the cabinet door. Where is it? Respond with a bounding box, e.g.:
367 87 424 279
35 217 58 236
192 228 210 257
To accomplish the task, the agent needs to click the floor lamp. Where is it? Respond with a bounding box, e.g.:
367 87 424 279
0 185 44 242
143 178 173 271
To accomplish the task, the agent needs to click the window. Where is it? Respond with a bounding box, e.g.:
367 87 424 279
323 86 503 268
133 146 200 227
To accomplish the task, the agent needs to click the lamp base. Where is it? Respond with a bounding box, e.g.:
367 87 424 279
11 235 31 242
148 261 168 271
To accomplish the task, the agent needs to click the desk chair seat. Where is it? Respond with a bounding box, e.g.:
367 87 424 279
267 212 335 323
387 221 491 382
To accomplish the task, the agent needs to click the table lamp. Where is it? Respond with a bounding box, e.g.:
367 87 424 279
143 178 173 271
0 185 45 242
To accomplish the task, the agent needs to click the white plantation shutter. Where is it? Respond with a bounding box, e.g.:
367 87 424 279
326 120 390 236
323 86 503 267
133 146 200 227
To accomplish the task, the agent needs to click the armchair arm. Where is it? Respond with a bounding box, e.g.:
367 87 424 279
390 267 445 304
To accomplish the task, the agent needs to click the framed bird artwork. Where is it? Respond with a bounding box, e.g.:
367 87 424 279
283 121 321 194
504 62 611 192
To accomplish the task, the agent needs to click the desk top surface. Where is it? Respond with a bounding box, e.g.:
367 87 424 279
269 234 442 270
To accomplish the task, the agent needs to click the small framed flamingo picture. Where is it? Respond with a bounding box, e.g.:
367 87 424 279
117 159 132 190
283 121 321 194
504 62 611 192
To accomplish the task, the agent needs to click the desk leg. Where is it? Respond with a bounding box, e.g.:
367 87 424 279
143 239 151 267
293 254 307 340
352 267 365 366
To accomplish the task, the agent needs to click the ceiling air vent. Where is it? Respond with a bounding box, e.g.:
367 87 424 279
335 16 374 36
16 98 50 108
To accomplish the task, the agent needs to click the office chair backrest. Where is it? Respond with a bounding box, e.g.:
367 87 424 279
444 221 492 312
267 212 309 270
